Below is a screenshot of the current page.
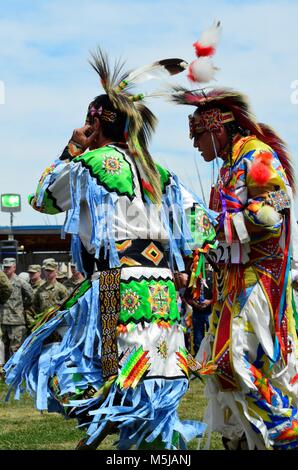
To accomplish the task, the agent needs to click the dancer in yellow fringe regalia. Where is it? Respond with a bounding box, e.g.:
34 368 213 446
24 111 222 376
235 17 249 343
171 21 298 450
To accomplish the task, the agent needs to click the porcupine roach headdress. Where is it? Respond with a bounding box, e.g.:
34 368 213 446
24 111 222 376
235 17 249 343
88 48 188 204
171 22 296 193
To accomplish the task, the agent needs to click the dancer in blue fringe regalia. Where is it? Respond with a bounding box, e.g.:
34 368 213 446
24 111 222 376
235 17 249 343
5 49 218 450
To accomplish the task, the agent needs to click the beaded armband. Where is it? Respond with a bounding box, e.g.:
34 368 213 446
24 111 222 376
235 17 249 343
267 189 290 212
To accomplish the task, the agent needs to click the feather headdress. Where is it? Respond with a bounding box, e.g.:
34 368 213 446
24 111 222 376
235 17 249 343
171 86 296 193
89 49 187 204
169 22 296 193
172 87 262 135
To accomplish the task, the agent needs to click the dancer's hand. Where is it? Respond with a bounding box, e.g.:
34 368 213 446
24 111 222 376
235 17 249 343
69 125 99 153
173 272 189 290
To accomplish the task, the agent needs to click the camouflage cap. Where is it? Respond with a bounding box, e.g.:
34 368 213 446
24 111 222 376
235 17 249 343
28 264 41 273
43 260 58 271
19 272 30 282
3 257 16 267
57 270 67 279
42 258 56 268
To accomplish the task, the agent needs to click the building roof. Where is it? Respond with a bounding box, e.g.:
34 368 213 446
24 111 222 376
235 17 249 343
0 226 70 253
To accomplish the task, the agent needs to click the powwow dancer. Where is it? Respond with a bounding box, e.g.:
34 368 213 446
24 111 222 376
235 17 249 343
5 50 217 450
171 22 298 450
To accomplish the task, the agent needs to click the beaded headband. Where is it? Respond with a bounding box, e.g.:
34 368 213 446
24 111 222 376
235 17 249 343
188 108 235 138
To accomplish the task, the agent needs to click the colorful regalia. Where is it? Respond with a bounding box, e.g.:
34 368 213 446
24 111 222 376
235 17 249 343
4 51 217 450
172 83 298 450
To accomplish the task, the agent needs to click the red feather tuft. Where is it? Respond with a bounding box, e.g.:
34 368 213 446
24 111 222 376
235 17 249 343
256 123 296 194
193 42 215 57
256 151 273 165
249 161 272 186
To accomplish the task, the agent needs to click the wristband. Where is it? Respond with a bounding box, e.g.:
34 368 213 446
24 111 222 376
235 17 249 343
59 141 83 161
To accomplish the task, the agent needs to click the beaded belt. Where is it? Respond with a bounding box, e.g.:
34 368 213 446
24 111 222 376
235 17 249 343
95 239 168 270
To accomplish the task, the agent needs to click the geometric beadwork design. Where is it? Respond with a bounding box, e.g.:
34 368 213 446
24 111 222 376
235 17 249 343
119 278 180 325
156 340 168 359
249 363 274 405
148 284 171 316
141 242 164 266
116 240 133 253
215 343 237 389
119 256 142 267
99 268 121 379
121 288 141 314
102 155 122 175
267 189 290 212
255 260 283 284
213 293 239 390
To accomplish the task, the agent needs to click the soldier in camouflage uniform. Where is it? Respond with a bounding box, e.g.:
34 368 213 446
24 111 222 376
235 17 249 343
28 264 44 292
33 260 68 314
0 271 12 304
57 270 68 285
0 270 12 375
41 258 56 280
63 262 85 294
0 258 33 362
26 264 45 328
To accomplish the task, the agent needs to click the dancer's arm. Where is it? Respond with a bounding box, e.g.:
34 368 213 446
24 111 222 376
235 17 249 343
28 125 98 214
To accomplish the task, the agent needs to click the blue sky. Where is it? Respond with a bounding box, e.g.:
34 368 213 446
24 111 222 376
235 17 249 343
0 0 298 226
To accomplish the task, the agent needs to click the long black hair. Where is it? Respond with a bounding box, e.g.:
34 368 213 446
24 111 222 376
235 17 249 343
86 94 127 143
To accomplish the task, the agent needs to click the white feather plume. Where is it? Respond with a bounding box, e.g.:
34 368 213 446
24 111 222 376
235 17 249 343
188 57 219 83
256 205 282 226
197 20 222 48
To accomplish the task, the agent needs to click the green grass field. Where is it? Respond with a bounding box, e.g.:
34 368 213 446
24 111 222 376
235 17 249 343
0 379 224 450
